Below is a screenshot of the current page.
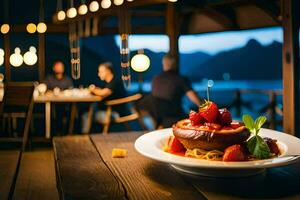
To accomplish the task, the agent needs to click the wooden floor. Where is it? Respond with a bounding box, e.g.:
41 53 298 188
0 149 59 200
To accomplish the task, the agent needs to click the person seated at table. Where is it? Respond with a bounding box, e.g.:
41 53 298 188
81 62 128 133
44 61 73 135
45 61 73 90
138 53 203 128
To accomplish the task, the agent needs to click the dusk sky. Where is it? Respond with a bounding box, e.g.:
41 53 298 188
115 27 284 55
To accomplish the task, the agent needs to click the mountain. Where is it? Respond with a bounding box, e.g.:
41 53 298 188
190 39 282 80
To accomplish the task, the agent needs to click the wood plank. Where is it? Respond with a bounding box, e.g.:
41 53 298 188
0 151 20 200
53 136 126 200
91 133 206 200
13 150 59 200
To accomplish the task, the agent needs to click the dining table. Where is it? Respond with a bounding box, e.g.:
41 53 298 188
0 87 102 138
53 132 300 200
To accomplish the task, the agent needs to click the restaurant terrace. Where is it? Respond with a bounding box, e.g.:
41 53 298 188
0 0 300 199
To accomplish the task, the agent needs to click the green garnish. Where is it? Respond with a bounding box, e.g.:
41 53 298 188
242 114 270 159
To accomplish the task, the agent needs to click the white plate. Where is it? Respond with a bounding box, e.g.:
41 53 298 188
135 128 300 177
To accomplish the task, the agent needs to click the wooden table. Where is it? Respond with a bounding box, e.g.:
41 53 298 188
53 133 300 200
0 88 102 138
35 94 102 138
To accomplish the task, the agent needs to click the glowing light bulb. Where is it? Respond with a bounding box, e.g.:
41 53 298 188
23 46 38 66
131 52 150 73
26 23 37 34
78 4 88 15
37 22 47 33
0 48 4 66
67 7 77 18
1 24 10 34
101 0 111 9
10 48 23 67
89 1 99 12
168 0 178 2
114 0 124 6
57 10 66 21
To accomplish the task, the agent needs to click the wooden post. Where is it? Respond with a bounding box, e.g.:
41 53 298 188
3 34 10 82
282 0 300 135
38 33 45 81
166 3 179 71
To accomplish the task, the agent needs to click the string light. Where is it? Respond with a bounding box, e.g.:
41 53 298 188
0 49 4 66
89 1 99 12
101 0 111 9
23 46 38 66
1 24 10 34
26 23 37 34
131 51 150 72
168 0 178 2
57 10 66 21
67 7 77 18
78 4 88 15
114 0 124 6
37 22 47 33
10 48 23 67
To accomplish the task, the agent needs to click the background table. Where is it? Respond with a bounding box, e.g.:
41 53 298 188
0 88 102 138
53 132 300 200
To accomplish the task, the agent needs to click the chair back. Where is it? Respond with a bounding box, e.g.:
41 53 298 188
1 82 35 114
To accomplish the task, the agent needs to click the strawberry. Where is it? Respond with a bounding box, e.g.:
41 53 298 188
204 122 222 130
189 110 204 125
166 136 186 153
223 144 246 162
218 108 232 126
230 121 243 129
199 101 219 123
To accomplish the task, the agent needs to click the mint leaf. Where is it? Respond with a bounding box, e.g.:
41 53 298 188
254 116 267 131
244 115 270 159
249 136 270 159
242 115 255 133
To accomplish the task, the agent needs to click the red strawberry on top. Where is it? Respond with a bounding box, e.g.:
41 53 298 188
223 144 246 162
199 101 219 123
218 108 232 126
189 110 204 125
166 136 186 153
230 121 243 129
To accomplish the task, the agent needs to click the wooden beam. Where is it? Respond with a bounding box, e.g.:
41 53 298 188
11 24 68 33
3 34 10 82
252 0 281 23
38 34 45 81
131 10 165 17
282 0 300 135
166 3 179 70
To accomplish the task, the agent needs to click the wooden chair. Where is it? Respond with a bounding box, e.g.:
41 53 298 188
98 93 144 134
0 82 35 151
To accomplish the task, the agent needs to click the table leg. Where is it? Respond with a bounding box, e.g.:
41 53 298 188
45 102 51 139
68 103 77 135
85 103 94 134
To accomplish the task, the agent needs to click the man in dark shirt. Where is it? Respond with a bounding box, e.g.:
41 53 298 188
45 61 73 90
44 61 73 135
82 62 128 133
141 54 202 127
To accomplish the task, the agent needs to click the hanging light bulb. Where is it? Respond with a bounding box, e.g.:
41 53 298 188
57 10 66 21
89 1 99 12
23 46 38 66
114 0 124 6
131 50 150 73
127 0 134 2
26 23 37 34
168 0 178 2
1 24 10 34
37 22 47 33
67 7 77 18
10 48 23 67
0 48 4 66
78 4 88 15
101 0 111 9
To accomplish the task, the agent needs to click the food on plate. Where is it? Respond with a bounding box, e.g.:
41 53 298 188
165 101 281 162
112 148 127 158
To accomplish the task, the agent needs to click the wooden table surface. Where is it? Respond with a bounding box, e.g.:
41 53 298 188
53 132 300 200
